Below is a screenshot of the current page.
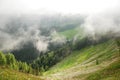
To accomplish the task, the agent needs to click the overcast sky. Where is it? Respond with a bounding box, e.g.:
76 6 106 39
0 0 119 15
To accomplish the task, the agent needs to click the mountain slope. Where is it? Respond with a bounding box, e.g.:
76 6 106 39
43 39 120 80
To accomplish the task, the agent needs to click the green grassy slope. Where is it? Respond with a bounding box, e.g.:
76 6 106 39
0 66 43 80
44 39 120 80
59 28 78 39
86 59 120 80
59 27 83 39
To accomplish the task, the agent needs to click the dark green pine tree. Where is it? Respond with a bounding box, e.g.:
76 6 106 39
0 51 6 65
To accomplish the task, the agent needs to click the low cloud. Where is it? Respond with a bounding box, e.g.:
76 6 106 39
0 14 83 52
83 8 120 40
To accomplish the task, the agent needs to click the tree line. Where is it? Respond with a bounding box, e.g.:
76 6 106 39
0 51 41 75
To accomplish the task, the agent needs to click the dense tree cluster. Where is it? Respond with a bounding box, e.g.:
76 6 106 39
12 42 39 63
0 52 6 65
0 50 72 75
31 43 72 74
0 52 37 75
